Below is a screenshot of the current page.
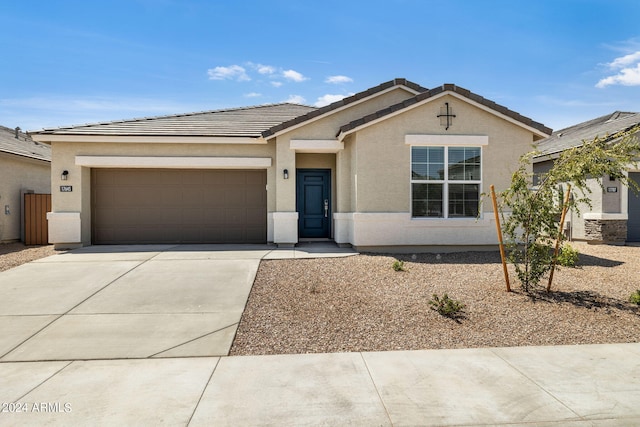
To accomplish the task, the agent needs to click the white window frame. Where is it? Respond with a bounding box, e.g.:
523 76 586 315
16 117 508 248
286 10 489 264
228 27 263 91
405 135 489 221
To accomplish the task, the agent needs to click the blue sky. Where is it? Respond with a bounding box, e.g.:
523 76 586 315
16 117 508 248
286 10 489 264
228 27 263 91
2 0 640 133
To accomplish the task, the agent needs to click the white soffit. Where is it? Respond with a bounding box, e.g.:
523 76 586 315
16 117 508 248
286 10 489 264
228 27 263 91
405 134 489 146
75 156 272 169
290 139 344 153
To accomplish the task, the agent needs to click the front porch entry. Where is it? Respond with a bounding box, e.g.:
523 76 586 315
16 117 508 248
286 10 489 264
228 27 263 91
296 169 331 239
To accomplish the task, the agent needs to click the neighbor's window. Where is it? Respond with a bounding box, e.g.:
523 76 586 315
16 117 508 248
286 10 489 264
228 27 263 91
411 146 481 218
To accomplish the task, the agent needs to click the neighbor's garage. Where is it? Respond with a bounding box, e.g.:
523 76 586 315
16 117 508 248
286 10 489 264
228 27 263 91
91 169 266 244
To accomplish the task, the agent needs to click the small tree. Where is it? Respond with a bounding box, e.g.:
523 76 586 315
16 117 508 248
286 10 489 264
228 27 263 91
499 126 640 292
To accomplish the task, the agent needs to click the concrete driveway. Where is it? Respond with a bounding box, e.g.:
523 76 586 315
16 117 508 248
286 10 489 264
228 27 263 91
0 244 279 361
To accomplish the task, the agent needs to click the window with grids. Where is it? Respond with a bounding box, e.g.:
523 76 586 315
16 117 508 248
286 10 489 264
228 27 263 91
411 146 481 218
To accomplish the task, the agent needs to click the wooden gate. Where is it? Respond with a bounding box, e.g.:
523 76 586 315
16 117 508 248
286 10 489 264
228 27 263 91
24 193 51 245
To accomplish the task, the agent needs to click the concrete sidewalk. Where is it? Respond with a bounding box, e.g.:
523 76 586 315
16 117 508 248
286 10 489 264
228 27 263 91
1 343 639 426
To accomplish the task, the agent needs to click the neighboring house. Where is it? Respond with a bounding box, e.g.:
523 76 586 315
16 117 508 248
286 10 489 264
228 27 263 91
0 126 51 243
533 111 640 244
31 79 551 250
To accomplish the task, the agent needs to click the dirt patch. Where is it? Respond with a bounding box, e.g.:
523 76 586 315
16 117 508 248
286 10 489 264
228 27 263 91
0 243 59 272
231 242 640 355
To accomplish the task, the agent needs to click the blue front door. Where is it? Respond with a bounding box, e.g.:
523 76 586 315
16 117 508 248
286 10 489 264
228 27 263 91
297 169 331 238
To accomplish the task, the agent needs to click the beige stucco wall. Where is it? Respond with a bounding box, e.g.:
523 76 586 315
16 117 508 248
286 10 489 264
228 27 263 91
49 140 275 245
0 153 51 242
352 94 536 214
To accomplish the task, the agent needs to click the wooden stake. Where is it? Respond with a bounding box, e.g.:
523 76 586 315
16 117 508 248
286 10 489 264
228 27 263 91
490 185 510 292
547 185 572 292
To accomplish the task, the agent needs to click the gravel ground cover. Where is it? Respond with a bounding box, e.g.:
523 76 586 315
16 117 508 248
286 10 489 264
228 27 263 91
0 243 58 272
231 242 640 355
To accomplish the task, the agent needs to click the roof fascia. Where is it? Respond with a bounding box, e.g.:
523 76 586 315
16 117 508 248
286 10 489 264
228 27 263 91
338 91 551 141
30 135 266 144
0 150 51 164
266 84 422 140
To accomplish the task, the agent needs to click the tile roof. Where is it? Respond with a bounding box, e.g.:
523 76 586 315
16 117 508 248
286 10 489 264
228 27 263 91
32 103 317 138
337 83 552 137
0 125 51 162
534 111 640 158
261 78 428 138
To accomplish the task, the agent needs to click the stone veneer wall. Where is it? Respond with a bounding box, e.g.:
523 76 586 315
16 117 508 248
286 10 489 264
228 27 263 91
584 219 627 244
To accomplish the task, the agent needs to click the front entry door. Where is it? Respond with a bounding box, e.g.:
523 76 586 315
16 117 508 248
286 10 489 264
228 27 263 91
297 169 331 238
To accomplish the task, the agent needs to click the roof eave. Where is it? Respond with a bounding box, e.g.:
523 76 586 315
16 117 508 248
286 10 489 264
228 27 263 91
30 134 267 144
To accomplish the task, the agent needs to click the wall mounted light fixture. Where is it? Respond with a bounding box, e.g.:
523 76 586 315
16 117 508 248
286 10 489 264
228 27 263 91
283 169 289 179
61 170 69 181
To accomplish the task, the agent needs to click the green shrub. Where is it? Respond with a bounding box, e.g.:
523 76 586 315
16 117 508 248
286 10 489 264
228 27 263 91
392 260 406 272
630 290 640 305
429 293 465 317
557 244 579 267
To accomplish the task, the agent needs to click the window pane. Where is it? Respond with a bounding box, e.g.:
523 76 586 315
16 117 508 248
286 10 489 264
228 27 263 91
448 147 481 182
412 183 443 217
448 184 479 217
412 147 444 181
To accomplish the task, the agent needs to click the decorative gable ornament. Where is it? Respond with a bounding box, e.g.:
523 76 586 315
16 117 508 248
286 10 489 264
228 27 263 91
437 102 456 130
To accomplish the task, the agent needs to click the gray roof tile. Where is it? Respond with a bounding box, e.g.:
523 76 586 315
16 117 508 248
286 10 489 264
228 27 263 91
32 103 317 138
534 111 640 158
0 126 51 162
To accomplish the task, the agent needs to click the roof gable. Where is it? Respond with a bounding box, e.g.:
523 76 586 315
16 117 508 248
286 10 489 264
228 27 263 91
0 126 51 162
261 78 427 138
337 84 552 140
535 111 640 158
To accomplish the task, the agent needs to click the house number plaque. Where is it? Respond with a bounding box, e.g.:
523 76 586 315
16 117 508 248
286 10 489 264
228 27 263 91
60 186 73 192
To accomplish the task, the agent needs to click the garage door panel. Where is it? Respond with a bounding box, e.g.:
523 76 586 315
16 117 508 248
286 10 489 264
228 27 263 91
246 207 267 223
182 187 204 206
92 169 266 244
203 188 226 205
225 189 246 205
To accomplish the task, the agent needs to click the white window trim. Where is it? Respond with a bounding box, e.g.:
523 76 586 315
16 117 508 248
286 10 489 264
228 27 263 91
405 134 488 146
410 145 483 219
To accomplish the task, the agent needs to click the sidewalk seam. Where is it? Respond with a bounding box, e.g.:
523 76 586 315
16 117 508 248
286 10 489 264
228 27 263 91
488 348 586 422
359 352 395 427
13 360 74 403
186 357 220 426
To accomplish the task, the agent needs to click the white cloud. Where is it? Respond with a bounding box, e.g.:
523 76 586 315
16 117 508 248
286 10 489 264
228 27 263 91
207 65 250 81
282 69 308 82
325 75 353 84
244 92 262 98
284 95 306 104
596 51 640 88
247 62 276 75
271 81 283 87
314 93 353 107
608 51 640 69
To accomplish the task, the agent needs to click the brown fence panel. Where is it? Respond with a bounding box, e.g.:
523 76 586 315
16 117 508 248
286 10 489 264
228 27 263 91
24 193 51 245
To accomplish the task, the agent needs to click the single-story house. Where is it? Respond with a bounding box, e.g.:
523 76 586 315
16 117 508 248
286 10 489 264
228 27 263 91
533 111 640 244
31 79 551 251
0 125 51 243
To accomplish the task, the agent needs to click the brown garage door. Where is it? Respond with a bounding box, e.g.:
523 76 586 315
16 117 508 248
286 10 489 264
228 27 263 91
92 169 267 244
